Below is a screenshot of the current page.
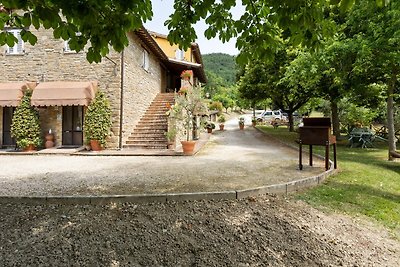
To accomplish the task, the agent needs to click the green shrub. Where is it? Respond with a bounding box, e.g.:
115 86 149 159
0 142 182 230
218 114 226 123
83 90 112 147
209 101 223 114
11 90 42 149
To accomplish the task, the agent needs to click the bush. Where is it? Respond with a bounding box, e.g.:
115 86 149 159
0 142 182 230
11 90 42 149
83 90 112 147
218 114 226 123
209 101 223 114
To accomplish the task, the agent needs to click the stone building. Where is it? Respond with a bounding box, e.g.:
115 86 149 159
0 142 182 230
0 26 206 150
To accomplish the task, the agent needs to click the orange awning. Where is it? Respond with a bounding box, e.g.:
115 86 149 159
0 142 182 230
31 81 98 106
0 82 34 107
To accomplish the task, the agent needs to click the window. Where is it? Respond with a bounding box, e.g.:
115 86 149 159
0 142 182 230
6 29 24 55
64 40 72 52
64 32 81 53
175 49 184 60
142 49 149 71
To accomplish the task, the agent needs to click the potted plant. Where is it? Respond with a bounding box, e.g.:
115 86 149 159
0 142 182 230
205 121 216 133
164 128 177 150
239 117 245 130
251 116 257 127
180 70 193 80
218 114 226 130
83 90 112 151
11 90 42 151
168 86 208 155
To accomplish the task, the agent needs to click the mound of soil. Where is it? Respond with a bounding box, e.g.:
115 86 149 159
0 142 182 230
0 195 399 266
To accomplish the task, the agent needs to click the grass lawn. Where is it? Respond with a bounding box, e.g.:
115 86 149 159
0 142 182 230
258 125 400 237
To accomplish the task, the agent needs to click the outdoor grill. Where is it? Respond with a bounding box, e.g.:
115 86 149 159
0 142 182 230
298 117 337 171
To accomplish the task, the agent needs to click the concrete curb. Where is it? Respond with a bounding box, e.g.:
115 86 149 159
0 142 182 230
0 165 336 205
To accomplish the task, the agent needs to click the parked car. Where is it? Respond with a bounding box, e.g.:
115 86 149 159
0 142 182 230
256 110 286 122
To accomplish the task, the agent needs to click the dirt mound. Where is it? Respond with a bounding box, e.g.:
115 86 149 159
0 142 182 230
1 196 398 266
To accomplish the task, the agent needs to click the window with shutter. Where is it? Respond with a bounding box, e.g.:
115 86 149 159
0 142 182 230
6 29 24 55
175 49 184 60
64 32 81 53
64 40 72 52
142 49 149 71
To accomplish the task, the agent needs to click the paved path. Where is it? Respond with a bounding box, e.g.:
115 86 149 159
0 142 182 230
0 115 325 198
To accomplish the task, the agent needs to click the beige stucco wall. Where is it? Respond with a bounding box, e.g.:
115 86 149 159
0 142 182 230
120 32 164 145
0 27 165 149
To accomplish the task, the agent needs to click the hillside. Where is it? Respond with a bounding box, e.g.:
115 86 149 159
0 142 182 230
202 53 236 85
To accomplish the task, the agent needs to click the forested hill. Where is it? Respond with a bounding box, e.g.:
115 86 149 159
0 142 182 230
202 53 236 85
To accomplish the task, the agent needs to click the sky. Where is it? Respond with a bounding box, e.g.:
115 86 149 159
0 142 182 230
144 0 242 56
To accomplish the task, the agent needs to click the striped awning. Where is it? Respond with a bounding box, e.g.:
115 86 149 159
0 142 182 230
0 82 35 107
31 81 98 106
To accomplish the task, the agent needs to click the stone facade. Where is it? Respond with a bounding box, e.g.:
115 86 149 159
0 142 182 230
0 27 163 149
120 32 165 145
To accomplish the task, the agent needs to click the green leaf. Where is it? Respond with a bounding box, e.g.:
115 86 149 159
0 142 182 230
6 33 16 47
22 13 31 27
340 0 355 12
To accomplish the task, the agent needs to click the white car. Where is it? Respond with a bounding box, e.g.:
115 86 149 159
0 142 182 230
256 110 284 122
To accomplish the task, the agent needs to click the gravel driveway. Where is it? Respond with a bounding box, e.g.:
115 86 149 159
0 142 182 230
0 117 324 197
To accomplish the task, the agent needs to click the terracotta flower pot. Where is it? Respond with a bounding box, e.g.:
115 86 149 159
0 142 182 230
239 123 244 130
181 140 196 155
90 140 103 151
207 128 213 134
23 144 36 152
45 133 55 148
252 121 257 127
219 124 224 131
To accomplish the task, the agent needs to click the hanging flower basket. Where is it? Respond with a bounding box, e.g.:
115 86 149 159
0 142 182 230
180 70 193 79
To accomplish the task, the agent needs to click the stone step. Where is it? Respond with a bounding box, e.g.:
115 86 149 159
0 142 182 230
142 114 168 118
129 132 166 138
140 116 168 123
131 129 167 135
136 122 167 127
135 124 167 129
123 143 168 149
124 93 174 150
127 136 166 141
145 110 169 114
126 139 167 144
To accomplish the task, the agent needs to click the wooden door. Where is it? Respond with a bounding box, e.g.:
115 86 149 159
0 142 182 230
2 107 15 147
62 106 83 146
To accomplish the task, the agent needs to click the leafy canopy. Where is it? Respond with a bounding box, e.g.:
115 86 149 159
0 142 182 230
0 0 391 63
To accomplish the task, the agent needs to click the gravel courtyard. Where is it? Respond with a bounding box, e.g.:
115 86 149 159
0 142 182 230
1 119 398 266
0 120 325 197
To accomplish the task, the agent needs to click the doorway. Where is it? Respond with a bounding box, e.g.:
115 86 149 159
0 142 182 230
2 107 15 147
62 106 83 146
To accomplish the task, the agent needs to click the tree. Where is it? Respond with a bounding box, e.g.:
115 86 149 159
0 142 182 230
237 62 270 113
2 1 385 64
275 50 320 131
343 0 400 160
313 40 358 138
0 0 152 62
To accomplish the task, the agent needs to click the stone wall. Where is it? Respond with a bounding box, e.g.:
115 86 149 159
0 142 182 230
120 32 164 145
0 27 164 149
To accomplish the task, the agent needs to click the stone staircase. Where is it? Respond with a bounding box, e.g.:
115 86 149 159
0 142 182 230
124 93 175 149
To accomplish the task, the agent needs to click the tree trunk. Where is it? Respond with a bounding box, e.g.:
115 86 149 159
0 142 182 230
387 74 397 160
331 100 341 138
288 112 294 132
